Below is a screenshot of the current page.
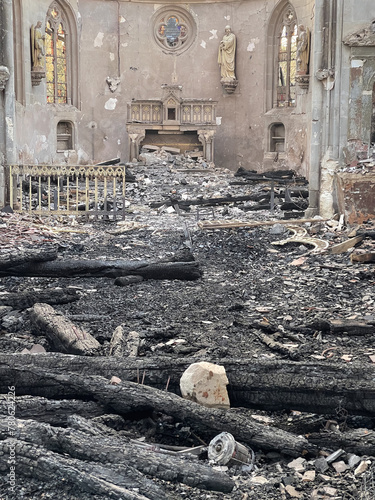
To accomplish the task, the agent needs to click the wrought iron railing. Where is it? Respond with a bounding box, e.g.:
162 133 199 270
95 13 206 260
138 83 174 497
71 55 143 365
9 164 126 220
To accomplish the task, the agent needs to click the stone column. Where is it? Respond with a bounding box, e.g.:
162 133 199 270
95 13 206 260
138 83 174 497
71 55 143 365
306 0 341 218
128 128 145 162
198 129 215 162
0 0 16 207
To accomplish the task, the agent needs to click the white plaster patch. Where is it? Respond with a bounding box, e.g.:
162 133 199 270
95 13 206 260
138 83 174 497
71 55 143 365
117 139 121 145
121 42 128 48
94 32 104 47
247 38 259 52
209 29 218 40
119 16 126 23
224 16 230 21
105 98 117 110
78 149 90 164
200 40 207 49
5 117 14 141
110 52 115 61
216 116 222 126
351 59 364 68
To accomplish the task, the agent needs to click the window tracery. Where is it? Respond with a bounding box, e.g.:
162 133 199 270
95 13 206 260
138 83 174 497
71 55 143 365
152 7 196 54
45 3 68 104
276 7 298 107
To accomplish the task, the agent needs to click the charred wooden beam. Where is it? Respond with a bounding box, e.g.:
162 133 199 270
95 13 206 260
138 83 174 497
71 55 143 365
308 427 375 456
0 366 316 456
0 395 108 426
0 244 58 271
0 418 235 494
0 258 202 280
0 288 79 309
29 303 102 355
1 354 375 416
0 438 164 500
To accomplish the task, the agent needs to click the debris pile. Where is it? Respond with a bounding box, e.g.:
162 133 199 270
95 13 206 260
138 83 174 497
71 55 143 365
1 154 375 499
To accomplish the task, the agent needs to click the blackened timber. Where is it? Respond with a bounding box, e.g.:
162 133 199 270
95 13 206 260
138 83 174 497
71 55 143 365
308 428 375 456
0 369 315 457
0 258 202 280
0 395 107 426
29 303 102 355
0 417 234 494
150 194 270 209
0 438 164 500
2 354 375 416
0 288 79 309
0 244 58 271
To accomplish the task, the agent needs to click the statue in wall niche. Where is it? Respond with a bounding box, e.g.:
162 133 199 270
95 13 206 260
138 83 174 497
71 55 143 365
31 21 45 70
296 25 310 75
218 26 236 81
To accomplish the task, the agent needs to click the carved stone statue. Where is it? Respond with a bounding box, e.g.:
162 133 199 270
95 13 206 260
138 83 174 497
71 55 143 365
218 26 236 81
31 21 45 70
296 25 310 75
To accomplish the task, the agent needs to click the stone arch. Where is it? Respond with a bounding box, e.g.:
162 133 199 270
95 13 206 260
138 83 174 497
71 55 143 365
45 0 79 108
265 1 298 111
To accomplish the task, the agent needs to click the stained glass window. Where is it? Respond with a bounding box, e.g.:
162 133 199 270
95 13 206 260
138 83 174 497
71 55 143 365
152 7 196 53
277 9 297 108
45 6 68 104
157 15 188 49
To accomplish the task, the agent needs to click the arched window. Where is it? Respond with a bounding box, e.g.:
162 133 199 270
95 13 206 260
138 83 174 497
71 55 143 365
45 1 78 106
276 7 298 107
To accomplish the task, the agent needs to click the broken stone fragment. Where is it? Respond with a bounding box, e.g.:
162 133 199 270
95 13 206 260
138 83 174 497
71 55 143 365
285 484 303 498
180 361 230 409
332 460 348 473
287 457 306 473
354 459 371 476
302 470 315 482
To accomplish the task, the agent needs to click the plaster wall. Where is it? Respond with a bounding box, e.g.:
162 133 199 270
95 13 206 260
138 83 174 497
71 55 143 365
13 0 314 176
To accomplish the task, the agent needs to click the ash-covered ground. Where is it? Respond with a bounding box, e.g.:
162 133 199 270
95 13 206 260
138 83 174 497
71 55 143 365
1 152 375 499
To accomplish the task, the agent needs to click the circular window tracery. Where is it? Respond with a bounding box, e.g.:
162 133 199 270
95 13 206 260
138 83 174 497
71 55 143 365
152 7 196 54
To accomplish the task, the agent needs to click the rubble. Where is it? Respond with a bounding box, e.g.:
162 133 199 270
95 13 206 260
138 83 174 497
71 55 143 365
1 152 375 499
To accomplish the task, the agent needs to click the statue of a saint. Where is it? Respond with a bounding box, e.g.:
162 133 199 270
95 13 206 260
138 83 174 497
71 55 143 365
218 26 236 81
296 25 310 75
31 21 45 70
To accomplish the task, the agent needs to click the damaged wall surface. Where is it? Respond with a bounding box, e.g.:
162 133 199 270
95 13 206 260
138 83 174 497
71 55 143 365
0 0 375 221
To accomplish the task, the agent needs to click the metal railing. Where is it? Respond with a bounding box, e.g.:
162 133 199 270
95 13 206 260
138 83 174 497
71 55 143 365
9 164 126 220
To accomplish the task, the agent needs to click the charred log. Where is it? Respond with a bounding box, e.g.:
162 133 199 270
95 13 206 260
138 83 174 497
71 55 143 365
29 303 102 355
308 428 375 456
0 366 316 456
0 418 235 494
0 438 164 500
0 395 108 426
1 354 375 416
0 288 79 309
1 258 202 280
0 244 57 271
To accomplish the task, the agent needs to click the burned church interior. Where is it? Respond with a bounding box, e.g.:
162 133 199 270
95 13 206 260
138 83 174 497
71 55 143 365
1 1 375 499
